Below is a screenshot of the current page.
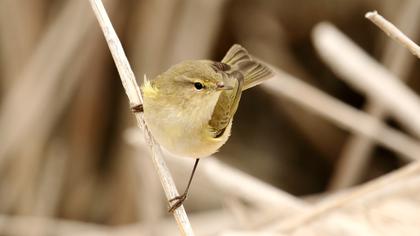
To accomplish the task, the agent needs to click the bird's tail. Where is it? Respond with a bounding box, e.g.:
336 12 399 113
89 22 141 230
221 44 273 90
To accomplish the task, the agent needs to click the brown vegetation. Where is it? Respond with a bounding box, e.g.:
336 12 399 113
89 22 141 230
1 0 420 235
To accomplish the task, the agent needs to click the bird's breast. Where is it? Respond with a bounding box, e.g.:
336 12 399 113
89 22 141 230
143 93 229 158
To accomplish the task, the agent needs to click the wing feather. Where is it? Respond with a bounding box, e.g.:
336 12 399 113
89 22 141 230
208 44 272 138
222 44 273 90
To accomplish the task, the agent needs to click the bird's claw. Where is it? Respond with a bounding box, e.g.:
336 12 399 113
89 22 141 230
168 194 187 213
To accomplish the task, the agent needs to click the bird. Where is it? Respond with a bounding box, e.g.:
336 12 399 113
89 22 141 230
140 44 273 212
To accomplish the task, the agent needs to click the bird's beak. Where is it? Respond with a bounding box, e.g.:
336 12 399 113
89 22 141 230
216 82 233 90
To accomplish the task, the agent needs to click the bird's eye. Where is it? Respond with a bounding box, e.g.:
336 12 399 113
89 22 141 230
194 82 204 90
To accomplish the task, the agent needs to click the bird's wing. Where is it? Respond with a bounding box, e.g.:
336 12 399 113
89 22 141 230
208 71 244 138
221 44 252 67
208 44 272 138
222 44 273 90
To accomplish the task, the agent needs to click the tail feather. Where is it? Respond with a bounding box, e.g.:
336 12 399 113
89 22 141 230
222 44 273 90
222 44 252 66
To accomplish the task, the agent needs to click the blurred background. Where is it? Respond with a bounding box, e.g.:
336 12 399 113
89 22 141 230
1 0 420 235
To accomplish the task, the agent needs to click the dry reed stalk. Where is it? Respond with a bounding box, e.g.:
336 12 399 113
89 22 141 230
250 65 420 232
203 158 307 212
132 143 163 231
0 209 236 236
0 0 99 169
312 22 420 138
366 11 420 59
232 3 346 159
265 9 420 233
220 231 277 236
5 140 68 236
1 145 44 214
224 197 252 228
130 0 183 77
0 4 112 213
266 176 420 235
31 140 68 235
0 0 44 85
222 196 295 230
60 28 121 221
236 60 420 233
129 0 183 225
330 0 420 190
265 160 420 233
357 175 420 203
144 133 420 235
126 130 307 213
126 129 222 209
65 209 238 236
164 0 228 66
261 68 420 160
0 215 111 236
117 102 164 226
88 0 194 235
380 1 420 79
116 209 238 236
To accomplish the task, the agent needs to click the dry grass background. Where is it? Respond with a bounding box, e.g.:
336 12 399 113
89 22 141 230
1 0 420 235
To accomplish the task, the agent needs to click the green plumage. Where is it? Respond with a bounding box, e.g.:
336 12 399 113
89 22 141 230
142 44 273 158
208 44 273 137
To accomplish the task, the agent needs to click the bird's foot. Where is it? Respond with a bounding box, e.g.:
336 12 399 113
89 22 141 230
168 193 187 213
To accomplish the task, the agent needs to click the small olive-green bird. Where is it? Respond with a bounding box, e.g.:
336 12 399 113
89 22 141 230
141 44 273 212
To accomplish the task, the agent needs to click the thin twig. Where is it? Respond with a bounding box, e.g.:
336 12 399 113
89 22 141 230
267 17 420 234
366 10 420 59
312 22 420 138
330 0 420 190
88 0 194 235
257 65 420 231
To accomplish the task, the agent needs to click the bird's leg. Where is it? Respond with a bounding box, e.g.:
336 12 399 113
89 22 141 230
168 158 200 213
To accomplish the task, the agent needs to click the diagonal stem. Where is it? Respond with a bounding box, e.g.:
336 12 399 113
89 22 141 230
88 0 194 235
